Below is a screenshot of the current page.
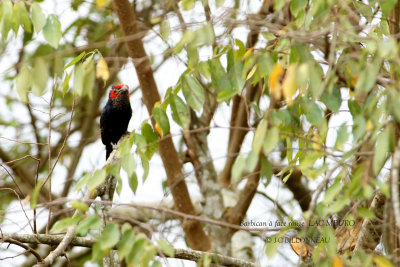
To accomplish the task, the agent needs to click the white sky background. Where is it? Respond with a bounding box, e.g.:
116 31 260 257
0 0 365 266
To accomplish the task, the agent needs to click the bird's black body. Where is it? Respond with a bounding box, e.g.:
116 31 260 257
100 84 132 159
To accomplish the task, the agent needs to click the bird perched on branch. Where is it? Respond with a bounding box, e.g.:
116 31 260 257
100 84 132 159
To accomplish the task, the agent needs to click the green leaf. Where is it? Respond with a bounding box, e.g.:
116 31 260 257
14 1 32 33
87 169 107 191
157 239 174 257
290 0 307 17
73 55 95 98
358 207 375 219
380 0 397 16
50 215 84 233
110 164 123 195
270 109 291 126
260 156 273 186
98 223 121 250
30 179 44 209
373 127 392 175
16 66 32 103
265 233 281 258
304 103 323 124
32 58 49 96
263 127 279 154
309 62 323 98
1 0 13 39
118 229 136 260
31 3 46 33
140 246 157 267
92 242 106 262
170 94 190 129
355 64 378 93
182 74 205 112
216 0 225 7
227 49 245 92
117 136 133 157
321 85 341 112
373 256 395 267
126 237 147 266
181 0 195 10
232 155 246 183
70 201 89 212
64 51 86 70
174 30 195 54
76 215 102 236
217 89 237 102
326 196 350 214
141 122 158 158
141 154 149 182
197 61 211 80
253 119 268 154
74 172 91 192
334 124 349 151
193 23 214 47
122 153 136 178
209 59 231 94
348 100 361 117
322 181 342 205
380 20 390 36
290 45 311 63
152 107 170 135
122 153 138 193
246 150 259 173
62 71 72 96
352 115 366 142
43 15 62 48
160 20 170 41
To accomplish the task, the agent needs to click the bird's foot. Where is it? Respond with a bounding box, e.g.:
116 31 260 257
111 142 118 150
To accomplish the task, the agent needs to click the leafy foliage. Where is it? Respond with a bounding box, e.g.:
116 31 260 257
1 0 400 266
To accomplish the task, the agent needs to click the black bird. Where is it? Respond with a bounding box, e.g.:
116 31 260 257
100 84 132 159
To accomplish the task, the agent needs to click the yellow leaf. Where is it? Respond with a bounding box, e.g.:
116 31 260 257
96 58 110 82
242 47 253 60
268 63 284 100
350 75 358 87
332 256 343 267
373 256 394 267
277 28 287 35
96 0 112 8
346 66 358 87
366 119 373 132
282 64 297 105
312 131 321 150
154 122 163 136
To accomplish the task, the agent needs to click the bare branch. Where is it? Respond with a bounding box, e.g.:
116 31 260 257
2 233 260 267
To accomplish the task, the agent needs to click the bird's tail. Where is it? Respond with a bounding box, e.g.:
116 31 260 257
106 145 112 160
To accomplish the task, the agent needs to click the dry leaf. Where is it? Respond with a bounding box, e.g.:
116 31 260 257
290 237 308 259
96 57 110 82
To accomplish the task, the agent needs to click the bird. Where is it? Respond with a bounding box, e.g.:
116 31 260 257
100 84 132 160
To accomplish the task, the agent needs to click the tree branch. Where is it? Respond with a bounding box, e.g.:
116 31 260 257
1 233 261 267
112 0 211 251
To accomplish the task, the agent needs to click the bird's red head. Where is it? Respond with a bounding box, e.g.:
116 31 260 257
109 84 130 99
